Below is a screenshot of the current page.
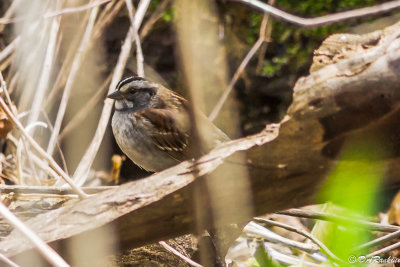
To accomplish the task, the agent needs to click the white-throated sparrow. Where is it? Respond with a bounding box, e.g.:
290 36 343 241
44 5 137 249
108 76 229 172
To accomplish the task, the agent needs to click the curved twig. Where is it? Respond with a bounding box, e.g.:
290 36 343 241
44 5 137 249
230 0 400 28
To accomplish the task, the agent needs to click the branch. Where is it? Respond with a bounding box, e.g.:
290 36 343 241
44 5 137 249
46 3 100 157
209 11 271 121
0 202 69 267
254 218 343 263
277 209 400 233
0 0 111 24
230 0 400 28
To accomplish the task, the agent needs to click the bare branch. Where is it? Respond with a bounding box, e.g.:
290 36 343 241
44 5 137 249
0 202 70 267
245 221 319 253
254 217 343 263
159 241 203 267
278 209 400 233
0 185 116 195
0 0 111 24
353 230 400 252
27 1 61 129
209 12 271 121
256 0 275 74
0 37 19 64
125 0 145 77
230 0 400 28
139 0 171 39
366 241 400 258
0 252 19 267
46 2 100 157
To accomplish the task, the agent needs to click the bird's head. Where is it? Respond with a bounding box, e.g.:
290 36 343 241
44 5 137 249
107 76 157 112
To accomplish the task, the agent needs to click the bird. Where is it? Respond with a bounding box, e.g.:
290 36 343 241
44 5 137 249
107 76 230 172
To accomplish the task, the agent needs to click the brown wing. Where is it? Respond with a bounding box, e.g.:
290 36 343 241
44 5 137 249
138 108 189 161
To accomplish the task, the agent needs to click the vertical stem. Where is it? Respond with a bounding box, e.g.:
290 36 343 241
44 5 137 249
27 0 61 130
46 1 100 157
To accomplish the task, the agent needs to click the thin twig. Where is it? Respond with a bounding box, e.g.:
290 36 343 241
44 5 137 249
125 0 145 77
366 240 400 258
254 217 344 263
3 193 78 200
0 37 20 65
45 0 111 18
0 253 19 267
139 0 171 39
0 0 111 24
46 0 100 157
0 55 12 72
159 241 203 267
353 229 400 252
0 72 16 114
0 185 116 195
0 0 21 33
230 0 400 29
44 30 88 110
244 221 319 252
298 203 328 266
95 0 116 24
40 109 69 174
93 0 125 40
133 0 152 31
72 0 151 186
0 72 41 184
45 0 122 110
278 209 400 233
27 0 61 129
15 138 22 184
256 0 275 74
20 136 40 185
8 134 62 181
0 201 70 267
263 245 321 267
6 72 18 95
209 13 270 121
0 96 88 198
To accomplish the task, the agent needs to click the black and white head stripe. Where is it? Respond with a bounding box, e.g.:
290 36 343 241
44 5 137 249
116 76 146 90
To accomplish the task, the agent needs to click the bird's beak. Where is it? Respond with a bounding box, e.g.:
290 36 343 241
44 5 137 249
107 90 124 100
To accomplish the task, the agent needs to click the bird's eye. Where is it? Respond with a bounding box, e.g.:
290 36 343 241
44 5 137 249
129 89 138 95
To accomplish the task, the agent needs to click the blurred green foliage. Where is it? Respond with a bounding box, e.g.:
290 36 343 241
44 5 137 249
148 0 175 21
244 0 378 77
249 243 285 267
316 136 386 261
162 7 175 22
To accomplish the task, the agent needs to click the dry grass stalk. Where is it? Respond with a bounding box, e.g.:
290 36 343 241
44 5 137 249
0 201 70 267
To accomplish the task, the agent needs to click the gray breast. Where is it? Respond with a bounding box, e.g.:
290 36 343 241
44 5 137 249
111 111 180 172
